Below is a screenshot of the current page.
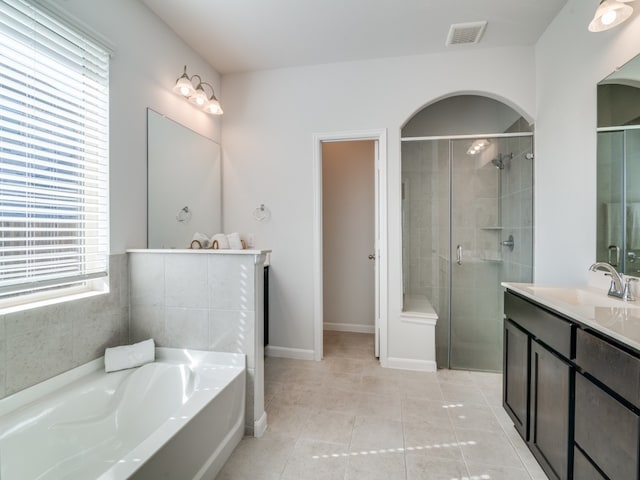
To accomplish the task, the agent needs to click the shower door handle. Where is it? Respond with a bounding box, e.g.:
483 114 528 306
608 245 620 267
456 245 463 265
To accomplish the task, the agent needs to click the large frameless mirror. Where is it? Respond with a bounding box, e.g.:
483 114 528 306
596 54 640 275
147 109 221 248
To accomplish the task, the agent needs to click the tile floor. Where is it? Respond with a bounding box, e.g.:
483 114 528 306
216 331 549 480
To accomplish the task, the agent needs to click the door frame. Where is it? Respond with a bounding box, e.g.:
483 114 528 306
312 129 388 362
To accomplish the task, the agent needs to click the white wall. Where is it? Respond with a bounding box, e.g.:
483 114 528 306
322 141 375 333
60 0 222 253
221 47 536 360
535 0 640 284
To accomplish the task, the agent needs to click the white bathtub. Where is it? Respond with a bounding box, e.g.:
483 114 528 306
0 348 245 480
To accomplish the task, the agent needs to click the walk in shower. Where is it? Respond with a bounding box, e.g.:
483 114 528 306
401 95 534 371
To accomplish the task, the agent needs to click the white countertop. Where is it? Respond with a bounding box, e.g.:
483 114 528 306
503 282 640 352
127 248 271 255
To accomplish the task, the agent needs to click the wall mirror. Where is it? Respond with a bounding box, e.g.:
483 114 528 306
596 53 640 275
147 109 221 248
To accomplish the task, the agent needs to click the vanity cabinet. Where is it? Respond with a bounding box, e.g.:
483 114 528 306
503 319 529 439
504 291 574 480
574 329 640 480
504 289 640 480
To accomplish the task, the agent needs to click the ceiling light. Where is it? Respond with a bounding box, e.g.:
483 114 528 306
172 66 223 115
467 139 490 155
588 0 634 32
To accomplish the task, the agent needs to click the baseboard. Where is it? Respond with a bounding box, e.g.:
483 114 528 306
385 356 437 372
265 345 315 361
323 322 375 334
253 411 268 438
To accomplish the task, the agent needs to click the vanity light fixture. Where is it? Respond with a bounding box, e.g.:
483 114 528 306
588 0 635 32
466 138 490 155
173 66 223 115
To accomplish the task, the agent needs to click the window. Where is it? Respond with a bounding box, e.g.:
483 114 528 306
0 0 109 306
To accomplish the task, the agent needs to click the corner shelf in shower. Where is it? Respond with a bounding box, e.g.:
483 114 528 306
480 226 503 230
480 257 503 263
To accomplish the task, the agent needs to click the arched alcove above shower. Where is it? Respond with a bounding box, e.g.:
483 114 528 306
401 93 534 371
402 94 532 138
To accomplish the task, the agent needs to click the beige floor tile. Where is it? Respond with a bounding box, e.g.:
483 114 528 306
218 431 296 478
324 356 368 375
315 387 363 415
399 376 444 400
356 392 402 421
403 421 463 460
405 454 469 480
440 382 489 406
350 415 404 452
359 375 401 396
447 403 504 432
280 439 349 480
266 403 313 437
345 451 406 480
456 428 524 468
269 383 324 409
401 397 452 427
321 371 363 391
466 462 533 480
299 409 355 445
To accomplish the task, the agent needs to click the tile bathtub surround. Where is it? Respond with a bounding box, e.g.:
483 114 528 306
127 249 268 436
217 331 549 480
0 254 130 399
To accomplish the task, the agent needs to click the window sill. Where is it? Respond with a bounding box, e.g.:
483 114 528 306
0 288 108 316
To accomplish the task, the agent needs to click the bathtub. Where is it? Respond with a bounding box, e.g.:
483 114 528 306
0 348 245 480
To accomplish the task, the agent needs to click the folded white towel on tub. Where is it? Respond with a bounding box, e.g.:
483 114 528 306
227 232 244 250
104 338 155 373
191 232 212 248
211 233 230 249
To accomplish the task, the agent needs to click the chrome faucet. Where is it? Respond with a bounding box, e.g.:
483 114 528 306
589 262 630 300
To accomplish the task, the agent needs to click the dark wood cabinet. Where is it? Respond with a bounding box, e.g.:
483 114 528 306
504 291 573 480
504 289 640 480
503 319 530 439
529 340 572 480
573 447 607 480
575 357 640 480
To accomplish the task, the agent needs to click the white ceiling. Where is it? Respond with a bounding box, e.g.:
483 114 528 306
141 0 569 75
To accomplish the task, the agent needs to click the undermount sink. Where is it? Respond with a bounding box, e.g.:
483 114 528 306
527 286 640 309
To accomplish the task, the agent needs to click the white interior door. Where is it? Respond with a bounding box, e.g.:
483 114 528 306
374 140 380 358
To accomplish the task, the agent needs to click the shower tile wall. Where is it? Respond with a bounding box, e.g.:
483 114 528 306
0 254 130 399
401 141 439 302
499 136 534 284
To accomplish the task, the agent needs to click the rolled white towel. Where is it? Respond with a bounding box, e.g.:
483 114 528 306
104 338 155 373
227 232 244 250
211 233 230 249
191 232 211 248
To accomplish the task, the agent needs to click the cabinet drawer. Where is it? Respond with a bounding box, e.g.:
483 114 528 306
504 292 574 358
573 448 607 480
576 328 640 408
575 373 640 480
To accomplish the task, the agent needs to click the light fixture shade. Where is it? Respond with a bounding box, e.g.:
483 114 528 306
589 0 634 32
203 95 224 115
189 85 208 106
173 75 195 97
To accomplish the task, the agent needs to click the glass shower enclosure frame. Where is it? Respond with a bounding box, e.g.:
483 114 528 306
401 133 534 371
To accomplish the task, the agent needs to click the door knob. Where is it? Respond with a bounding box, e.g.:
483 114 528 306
368 254 376 260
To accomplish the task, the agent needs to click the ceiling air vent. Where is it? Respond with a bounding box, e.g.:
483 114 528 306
446 21 487 46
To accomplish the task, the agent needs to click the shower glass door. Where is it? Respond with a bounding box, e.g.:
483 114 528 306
449 136 533 371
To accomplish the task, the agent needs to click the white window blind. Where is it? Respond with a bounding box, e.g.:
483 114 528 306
0 0 109 299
